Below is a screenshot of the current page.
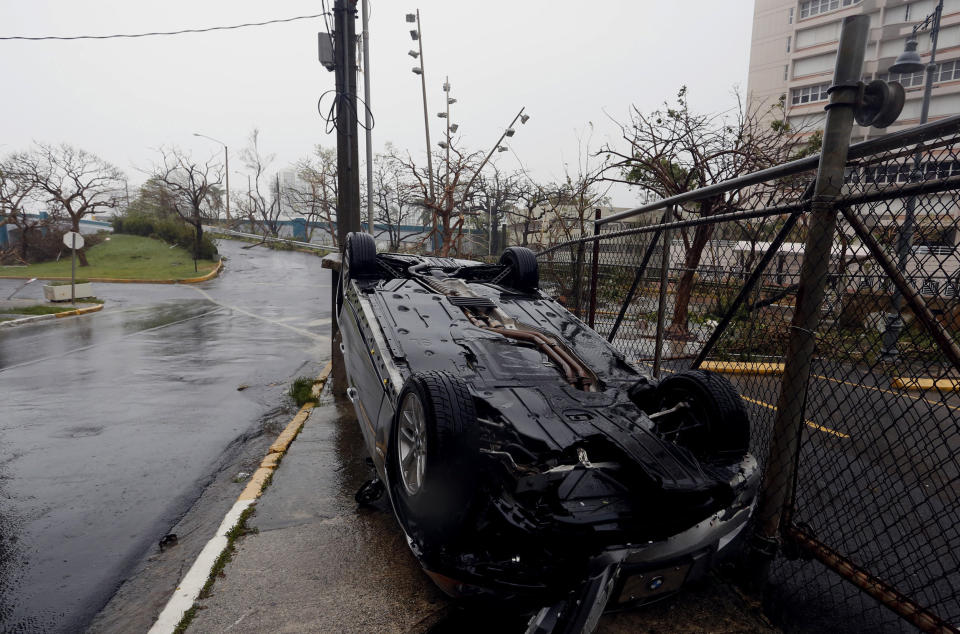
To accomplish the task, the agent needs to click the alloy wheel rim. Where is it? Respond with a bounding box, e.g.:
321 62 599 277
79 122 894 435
398 392 427 496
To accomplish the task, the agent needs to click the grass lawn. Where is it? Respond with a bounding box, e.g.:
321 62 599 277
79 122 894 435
0 234 218 281
6 304 78 315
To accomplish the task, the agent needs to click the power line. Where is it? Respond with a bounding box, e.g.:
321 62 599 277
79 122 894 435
0 13 328 41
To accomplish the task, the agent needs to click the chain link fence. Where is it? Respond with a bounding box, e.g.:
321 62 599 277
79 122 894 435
536 114 960 633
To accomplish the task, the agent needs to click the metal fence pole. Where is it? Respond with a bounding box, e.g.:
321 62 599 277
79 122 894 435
749 14 870 581
652 207 673 378
588 208 602 328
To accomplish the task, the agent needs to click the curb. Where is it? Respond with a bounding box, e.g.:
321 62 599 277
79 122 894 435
700 361 785 375
148 361 334 634
0 303 104 329
0 259 223 285
891 377 960 392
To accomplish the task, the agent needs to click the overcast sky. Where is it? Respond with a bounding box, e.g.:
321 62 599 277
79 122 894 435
0 1 755 206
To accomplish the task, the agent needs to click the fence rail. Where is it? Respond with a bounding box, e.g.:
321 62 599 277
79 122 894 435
536 110 960 632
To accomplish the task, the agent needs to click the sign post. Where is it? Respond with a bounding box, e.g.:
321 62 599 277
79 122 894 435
62 231 85 305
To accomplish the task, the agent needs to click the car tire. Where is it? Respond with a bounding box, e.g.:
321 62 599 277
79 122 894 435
654 370 750 458
388 371 479 543
499 246 539 291
344 231 377 279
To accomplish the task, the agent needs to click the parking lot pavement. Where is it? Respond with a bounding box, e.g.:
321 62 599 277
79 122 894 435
187 384 778 634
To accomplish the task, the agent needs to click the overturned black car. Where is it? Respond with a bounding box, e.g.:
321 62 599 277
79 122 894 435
336 232 760 632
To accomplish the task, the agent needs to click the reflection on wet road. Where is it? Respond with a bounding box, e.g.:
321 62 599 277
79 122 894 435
0 242 331 633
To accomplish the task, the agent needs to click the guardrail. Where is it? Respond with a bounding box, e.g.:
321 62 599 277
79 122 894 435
204 226 339 252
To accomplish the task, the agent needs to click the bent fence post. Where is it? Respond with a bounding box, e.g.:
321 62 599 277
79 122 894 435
749 14 870 581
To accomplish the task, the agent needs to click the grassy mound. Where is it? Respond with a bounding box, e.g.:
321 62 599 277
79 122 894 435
0 234 218 281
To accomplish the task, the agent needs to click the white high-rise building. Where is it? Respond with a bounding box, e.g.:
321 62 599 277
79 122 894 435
747 0 960 141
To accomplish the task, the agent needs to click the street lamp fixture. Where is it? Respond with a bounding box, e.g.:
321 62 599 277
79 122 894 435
497 146 509 152
449 123 459 133
412 67 423 75
437 112 447 118
504 128 516 137
520 114 530 124
447 98 457 105
438 141 449 149
443 81 450 92
890 38 924 74
408 49 419 58
192 132 231 221
405 13 416 22
410 29 419 40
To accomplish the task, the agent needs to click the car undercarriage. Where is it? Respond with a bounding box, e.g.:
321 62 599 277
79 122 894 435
337 234 760 633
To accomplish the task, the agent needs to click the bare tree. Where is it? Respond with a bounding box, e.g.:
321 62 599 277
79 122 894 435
507 178 553 249
602 88 813 336
0 158 54 262
12 143 125 266
470 164 523 256
287 145 338 246
238 129 282 237
390 141 489 256
150 147 223 271
370 151 421 251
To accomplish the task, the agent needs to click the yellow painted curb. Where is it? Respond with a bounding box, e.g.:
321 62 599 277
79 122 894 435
891 377 960 392
236 361 335 502
700 361 785 375
53 303 104 318
0 259 223 284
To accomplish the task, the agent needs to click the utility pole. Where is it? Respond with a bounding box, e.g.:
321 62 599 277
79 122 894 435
334 0 362 248
361 0 374 236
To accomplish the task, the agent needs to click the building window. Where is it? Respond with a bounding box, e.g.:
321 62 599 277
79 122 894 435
787 36 792 52
878 59 960 89
799 0 860 20
789 7 795 23
790 82 831 105
784 64 790 80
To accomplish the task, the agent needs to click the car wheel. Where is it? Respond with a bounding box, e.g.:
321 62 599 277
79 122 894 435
389 371 479 542
344 231 377 279
654 370 750 458
499 246 539 291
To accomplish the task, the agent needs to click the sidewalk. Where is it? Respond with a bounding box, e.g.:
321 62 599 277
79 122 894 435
186 385 778 634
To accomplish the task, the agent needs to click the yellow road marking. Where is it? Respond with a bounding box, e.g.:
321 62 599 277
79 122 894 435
738 395 850 439
812 373 960 413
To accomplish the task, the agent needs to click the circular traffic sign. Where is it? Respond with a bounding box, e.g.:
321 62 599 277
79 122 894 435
62 231 85 250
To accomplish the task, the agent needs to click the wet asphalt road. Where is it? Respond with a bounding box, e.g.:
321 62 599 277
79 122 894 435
0 241 332 633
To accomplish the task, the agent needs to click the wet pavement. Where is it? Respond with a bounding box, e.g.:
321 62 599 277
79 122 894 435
0 241 332 633
188 379 776 634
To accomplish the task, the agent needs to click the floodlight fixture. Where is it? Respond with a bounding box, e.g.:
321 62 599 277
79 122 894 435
447 98 457 105
410 29 419 40
504 128 516 137
412 67 423 75
438 141 449 149
520 114 530 124
443 82 451 92
449 123 459 133
408 50 419 58
437 112 447 118
406 13 416 23
497 146 509 152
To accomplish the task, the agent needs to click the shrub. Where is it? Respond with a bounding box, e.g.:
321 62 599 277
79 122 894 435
112 212 217 259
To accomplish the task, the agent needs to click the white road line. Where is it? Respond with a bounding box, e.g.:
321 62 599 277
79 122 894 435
0 307 226 373
148 498 255 634
188 286 328 343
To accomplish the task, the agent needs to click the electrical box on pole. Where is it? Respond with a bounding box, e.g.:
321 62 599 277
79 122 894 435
318 33 335 72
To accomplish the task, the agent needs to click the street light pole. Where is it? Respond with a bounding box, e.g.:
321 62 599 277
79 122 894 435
880 0 943 360
193 132 230 222
361 0 375 236
408 11 436 250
